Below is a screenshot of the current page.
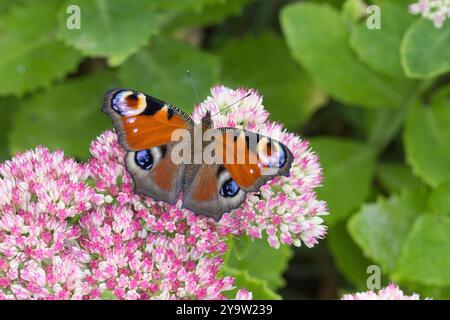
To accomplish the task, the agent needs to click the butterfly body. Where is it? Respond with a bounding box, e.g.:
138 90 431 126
103 89 293 221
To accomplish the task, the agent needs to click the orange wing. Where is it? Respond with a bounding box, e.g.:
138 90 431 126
219 131 260 189
218 128 293 191
103 89 193 151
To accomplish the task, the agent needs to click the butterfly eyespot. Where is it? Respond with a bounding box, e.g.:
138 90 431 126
275 145 287 168
220 178 240 197
135 150 153 170
126 92 139 102
111 90 146 116
258 140 287 168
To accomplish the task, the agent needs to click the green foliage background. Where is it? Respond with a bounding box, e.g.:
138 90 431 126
0 0 449 299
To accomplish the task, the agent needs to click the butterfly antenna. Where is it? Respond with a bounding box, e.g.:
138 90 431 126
210 92 251 118
186 70 200 104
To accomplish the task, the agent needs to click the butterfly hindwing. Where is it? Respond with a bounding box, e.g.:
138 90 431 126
103 89 193 151
182 164 247 221
125 144 185 204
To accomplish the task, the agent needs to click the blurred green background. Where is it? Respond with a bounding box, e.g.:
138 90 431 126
0 0 449 299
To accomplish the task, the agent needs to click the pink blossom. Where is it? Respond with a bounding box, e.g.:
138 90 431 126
0 148 92 299
409 0 450 28
235 289 252 300
341 284 425 300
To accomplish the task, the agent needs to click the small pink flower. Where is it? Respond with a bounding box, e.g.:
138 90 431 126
409 0 450 28
341 283 424 300
235 289 252 300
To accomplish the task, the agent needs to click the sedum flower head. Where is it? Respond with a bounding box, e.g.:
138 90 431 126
0 86 328 299
409 0 450 28
341 284 423 300
0 147 92 299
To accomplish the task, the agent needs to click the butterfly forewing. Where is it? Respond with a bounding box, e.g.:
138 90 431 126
102 89 193 151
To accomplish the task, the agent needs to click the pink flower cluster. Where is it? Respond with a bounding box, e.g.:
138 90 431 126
0 86 327 299
341 284 423 300
409 0 450 28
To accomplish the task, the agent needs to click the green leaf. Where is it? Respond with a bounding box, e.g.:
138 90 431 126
9 70 118 160
229 235 252 260
429 83 450 107
225 237 293 290
0 97 19 161
394 215 450 286
429 179 450 216
401 18 450 79
365 106 406 152
0 0 82 96
376 162 424 194
219 33 326 127
365 79 430 152
342 0 366 24
281 2 409 108
159 0 251 30
328 221 375 290
348 189 428 273
374 0 415 6
0 0 27 14
153 0 218 11
222 266 281 300
316 0 351 8
118 37 219 113
407 282 450 300
58 0 158 66
310 137 376 226
404 102 450 188
350 2 416 78
100 290 117 300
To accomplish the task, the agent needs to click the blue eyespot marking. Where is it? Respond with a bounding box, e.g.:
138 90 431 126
111 90 126 112
135 150 153 170
276 145 287 168
220 179 240 197
262 143 287 168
